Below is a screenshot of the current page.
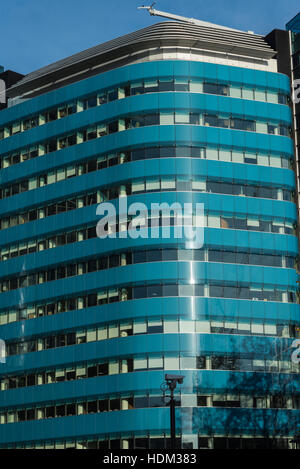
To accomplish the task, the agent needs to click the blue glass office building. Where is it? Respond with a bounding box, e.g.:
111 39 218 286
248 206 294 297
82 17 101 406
0 18 300 449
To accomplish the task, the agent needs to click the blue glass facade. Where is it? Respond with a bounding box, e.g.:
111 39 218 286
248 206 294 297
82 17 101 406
0 31 300 449
287 12 300 34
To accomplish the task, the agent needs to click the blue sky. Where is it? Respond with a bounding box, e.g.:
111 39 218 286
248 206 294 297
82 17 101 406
1 0 299 75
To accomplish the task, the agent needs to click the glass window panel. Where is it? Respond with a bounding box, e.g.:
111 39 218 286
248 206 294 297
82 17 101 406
48 172 56 184
238 322 251 332
87 329 97 342
133 320 147 334
242 88 254 100
210 285 223 297
161 177 176 190
163 284 178 296
175 112 190 124
98 326 108 340
134 286 147 299
148 285 162 297
267 91 278 103
256 122 268 133
230 86 242 98
235 252 248 264
255 89 266 101
66 166 76 178
232 151 244 163
265 324 277 335
9 310 17 322
281 157 289 168
108 361 119 375
132 180 145 193
161 249 177 261
196 321 210 333
146 178 160 191
147 250 162 262
164 357 180 369
160 112 174 125
120 322 133 337
257 154 269 166
189 80 203 93
108 289 119 301
219 150 231 161
251 323 264 334
192 178 206 191
270 156 281 168
247 218 259 227
180 356 196 369
176 146 191 157
206 148 218 160
144 79 158 90
109 324 119 338
244 153 257 164
208 215 220 228
179 285 194 296
181 394 197 406
0 312 7 325
179 320 195 333
134 358 147 370
28 178 37 190
131 82 143 94
57 168 65 181
224 321 237 330
164 320 179 333
174 77 189 89
148 357 163 369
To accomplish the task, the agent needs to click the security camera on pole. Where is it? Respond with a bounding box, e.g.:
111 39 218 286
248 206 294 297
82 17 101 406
161 374 185 450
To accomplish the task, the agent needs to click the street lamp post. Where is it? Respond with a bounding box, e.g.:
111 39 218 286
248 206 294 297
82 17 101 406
162 374 185 450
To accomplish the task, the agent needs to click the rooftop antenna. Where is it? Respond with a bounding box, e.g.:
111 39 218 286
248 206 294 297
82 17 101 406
138 3 243 33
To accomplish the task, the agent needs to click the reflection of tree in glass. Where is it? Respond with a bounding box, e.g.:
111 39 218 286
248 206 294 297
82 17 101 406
186 335 300 449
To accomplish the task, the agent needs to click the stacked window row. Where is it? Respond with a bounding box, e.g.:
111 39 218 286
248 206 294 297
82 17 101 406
0 281 297 327
2 352 299 392
1 391 299 425
1 209 297 261
101 212 296 236
0 78 289 141
0 144 293 174
0 248 296 294
0 190 101 230
101 212 295 237
131 177 293 201
5 316 300 357
0 393 176 425
0 170 293 202
0 224 97 261
0 110 292 170
3 435 295 450
0 194 296 235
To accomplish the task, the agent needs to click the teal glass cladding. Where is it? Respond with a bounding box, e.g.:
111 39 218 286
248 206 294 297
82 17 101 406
287 13 300 34
0 59 299 450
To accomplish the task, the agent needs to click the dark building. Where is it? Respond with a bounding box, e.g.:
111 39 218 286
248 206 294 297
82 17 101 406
0 70 24 110
287 14 300 217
